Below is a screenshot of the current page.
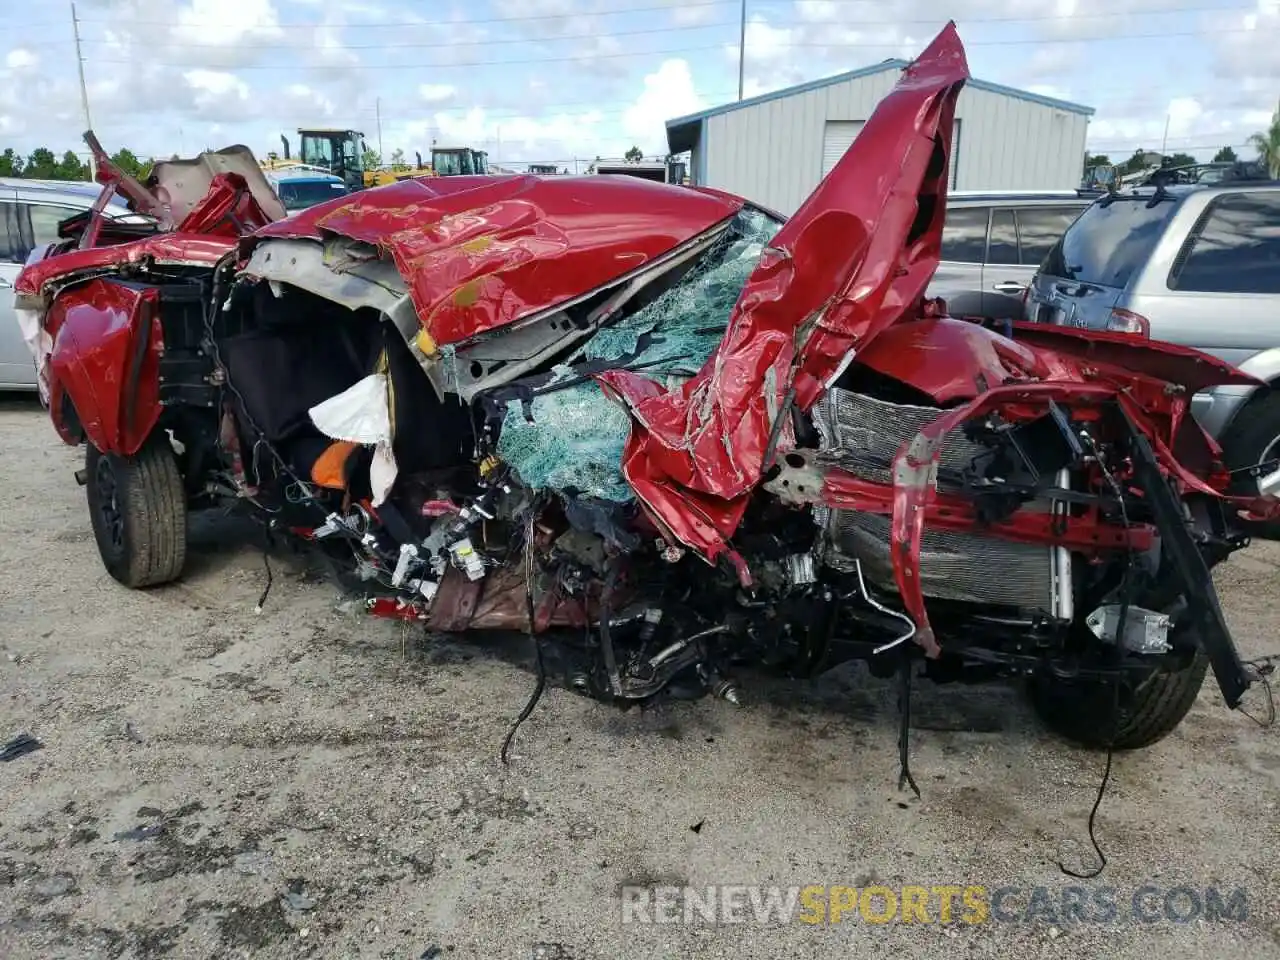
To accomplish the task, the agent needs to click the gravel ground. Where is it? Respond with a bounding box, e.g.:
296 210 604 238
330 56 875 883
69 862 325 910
1 394 1278 960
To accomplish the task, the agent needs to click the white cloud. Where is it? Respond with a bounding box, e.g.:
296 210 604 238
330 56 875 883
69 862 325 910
182 69 251 116
172 0 283 47
420 84 458 105
623 59 704 154
5 49 38 71
1211 0 1280 96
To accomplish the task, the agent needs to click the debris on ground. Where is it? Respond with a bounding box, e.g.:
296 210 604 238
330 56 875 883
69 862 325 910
0 733 42 762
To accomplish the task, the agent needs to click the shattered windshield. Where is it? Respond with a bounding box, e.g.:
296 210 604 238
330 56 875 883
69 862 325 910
496 206 783 501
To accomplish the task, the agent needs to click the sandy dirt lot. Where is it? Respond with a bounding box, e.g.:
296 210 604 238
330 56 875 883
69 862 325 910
1 395 1278 960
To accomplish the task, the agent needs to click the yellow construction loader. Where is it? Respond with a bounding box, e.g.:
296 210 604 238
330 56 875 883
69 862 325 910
262 129 491 188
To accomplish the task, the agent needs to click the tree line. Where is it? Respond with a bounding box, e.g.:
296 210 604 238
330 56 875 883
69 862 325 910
1085 146 1239 175
1083 106 1280 179
0 146 170 182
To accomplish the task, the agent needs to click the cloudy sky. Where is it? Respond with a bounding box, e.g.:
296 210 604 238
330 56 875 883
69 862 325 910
0 0 1275 170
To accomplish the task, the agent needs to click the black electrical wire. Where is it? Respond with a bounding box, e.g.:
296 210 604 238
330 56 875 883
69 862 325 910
1060 677 1120 880
896 647 921 799
255 548 274 613
1059 746 1114 879
1059 425 1132 881
500 516 548 765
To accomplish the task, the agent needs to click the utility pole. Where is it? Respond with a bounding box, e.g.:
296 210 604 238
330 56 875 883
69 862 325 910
737 0 747 100
71 1 95 179
1160 113 1170 157
376 97 383 160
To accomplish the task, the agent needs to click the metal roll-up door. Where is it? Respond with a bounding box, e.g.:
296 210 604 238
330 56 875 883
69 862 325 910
821 120 865 178
822 118 960 185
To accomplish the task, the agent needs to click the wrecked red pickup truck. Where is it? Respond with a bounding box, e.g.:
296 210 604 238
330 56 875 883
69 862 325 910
15 24 1274 765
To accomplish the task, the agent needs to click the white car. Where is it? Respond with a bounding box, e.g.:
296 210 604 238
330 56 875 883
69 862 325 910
2 178 152 391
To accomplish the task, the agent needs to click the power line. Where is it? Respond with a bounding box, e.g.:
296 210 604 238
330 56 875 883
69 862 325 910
83 19 742 51
68 1 1253 31
85 27 1265 71
73 4 1254 50
73 0 742 30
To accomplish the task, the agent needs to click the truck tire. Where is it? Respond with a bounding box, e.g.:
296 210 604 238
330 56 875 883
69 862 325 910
86 436 188 588
1029 653 1209 750
1218 389 1280 538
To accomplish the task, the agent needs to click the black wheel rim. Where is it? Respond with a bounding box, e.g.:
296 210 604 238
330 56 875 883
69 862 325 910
94 455 124 552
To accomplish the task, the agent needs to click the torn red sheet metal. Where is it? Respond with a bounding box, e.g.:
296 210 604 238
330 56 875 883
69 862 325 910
1006 321 1263 394
817 466 1157 553
177 173 276 237
14 234 235 300
43 277 165 455
886 378 1280 654
596 23 970 572
855 317 1255 458
250 173 744 348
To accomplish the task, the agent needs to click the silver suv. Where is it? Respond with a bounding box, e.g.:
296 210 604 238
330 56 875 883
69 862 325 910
930 191 1092 319
1027 176 1280 500
2 179 143 390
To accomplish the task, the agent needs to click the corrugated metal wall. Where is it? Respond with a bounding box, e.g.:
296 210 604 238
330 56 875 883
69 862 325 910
701 74 1089 215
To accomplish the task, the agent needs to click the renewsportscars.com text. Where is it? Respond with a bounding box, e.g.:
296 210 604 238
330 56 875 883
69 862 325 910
620 884 1249 926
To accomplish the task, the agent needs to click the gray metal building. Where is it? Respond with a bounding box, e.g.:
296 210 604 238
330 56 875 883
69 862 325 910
666 60 1094 215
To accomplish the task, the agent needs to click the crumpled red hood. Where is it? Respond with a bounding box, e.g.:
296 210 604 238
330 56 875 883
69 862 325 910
595 22 970 568
250 174 744 348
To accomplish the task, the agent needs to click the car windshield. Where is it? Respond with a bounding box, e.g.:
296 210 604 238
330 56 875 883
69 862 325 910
277 180 349 211
1039 194 1179 288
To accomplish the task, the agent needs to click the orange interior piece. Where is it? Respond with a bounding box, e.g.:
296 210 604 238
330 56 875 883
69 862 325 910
311 440 360 490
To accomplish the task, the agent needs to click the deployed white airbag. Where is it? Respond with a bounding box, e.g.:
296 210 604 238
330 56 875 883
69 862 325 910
309 373 399 504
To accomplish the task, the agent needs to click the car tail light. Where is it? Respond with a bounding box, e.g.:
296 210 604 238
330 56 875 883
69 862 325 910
1106 309 1150 336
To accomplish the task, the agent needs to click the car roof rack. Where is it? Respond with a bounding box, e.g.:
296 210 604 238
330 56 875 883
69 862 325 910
1142 160 1275 188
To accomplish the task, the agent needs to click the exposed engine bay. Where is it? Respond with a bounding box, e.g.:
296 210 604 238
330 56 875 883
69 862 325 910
14 24 1277 777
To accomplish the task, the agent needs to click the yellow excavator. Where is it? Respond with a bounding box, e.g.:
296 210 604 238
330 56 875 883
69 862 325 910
262 129 491 189
365 149 436 186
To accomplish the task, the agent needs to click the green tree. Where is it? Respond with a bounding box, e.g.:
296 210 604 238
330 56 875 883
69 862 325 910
1247 104 1280 178
56 150 88 180
389 148 408 171
623 145 644 161
1117 148 1169 175
1164 152 1197 168
109 147 150 180
362 147 381 170
25 147 58 179
1084 153 1112 169
1213 146 1238 163
0 148 24 176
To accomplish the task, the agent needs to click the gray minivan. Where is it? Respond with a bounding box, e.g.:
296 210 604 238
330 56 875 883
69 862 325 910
1027 177 1280 501
931 191 1092 319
